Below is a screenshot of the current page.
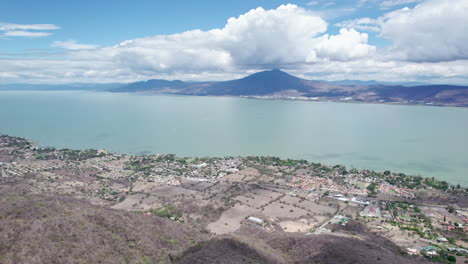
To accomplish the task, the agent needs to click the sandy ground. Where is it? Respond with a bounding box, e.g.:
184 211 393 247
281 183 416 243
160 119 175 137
207 204 258 235
281 196 336 215
150 185 199 198
252 189 284 200
224 168 260 182
235 194 271 209
110 194 161 211
262 201 309 220
279 218 320 232
420 205 463 225
132 181 160 192
371 223 430 249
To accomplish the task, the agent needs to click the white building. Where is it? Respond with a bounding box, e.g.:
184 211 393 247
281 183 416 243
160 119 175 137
247 216 264 225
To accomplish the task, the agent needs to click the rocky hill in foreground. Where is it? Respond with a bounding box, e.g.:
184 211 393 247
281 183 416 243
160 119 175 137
175 225 430 264
0 186 206 264
0 187 430 264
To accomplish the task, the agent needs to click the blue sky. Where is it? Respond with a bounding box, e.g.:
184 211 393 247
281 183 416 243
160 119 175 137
0 0 396 52
1 0 467 84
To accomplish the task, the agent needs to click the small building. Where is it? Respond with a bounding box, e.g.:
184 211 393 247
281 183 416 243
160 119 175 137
437 237 448 243
382 212 392 219
351 197 369 205
405 248 419 255
448 247 468 254
247 216 264 225
421 246 440 257
425 250 438 257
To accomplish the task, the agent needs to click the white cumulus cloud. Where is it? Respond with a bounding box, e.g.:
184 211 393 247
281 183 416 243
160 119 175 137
335 0 468 62
307 1 320 6
335 17 380 32
52 40 99 50
1 3 467 84
380 0 422 9
379 0 468 62
3 31 53 37
69 4 373 75
0 22 59 38
0 23 59 31
313 28 376 61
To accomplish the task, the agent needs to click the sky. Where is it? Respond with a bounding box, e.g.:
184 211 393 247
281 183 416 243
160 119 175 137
1 0 468 84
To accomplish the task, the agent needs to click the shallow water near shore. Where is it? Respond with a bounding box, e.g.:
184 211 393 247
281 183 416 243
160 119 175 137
1 90 467 185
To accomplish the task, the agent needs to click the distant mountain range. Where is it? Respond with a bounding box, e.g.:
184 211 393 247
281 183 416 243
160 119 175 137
2 69 468 106
0 83 120 91
110 69 351 96
322 79 431 86
110 69 468 107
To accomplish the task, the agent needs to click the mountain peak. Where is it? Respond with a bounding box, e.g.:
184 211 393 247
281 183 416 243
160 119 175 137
242 69 299 81
258 69 288 75
269 68 283 72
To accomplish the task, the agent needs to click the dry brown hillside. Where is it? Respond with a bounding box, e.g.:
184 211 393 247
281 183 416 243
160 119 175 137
0 186 206 264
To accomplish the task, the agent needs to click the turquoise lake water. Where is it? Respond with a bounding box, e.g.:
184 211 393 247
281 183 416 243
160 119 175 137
0 90 467 185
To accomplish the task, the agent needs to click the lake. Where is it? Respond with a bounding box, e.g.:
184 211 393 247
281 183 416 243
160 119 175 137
1 90 467 185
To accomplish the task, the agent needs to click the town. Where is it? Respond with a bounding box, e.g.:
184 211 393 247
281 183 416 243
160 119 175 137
1 134 467 263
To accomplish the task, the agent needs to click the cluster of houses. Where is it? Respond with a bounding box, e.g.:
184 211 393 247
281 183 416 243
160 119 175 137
90 155 245 184
332 194 370 205
0 160 68 177
289 175 330 190
289 175 369 196
379 183 415 198
185 158 243 178
330 214 349 226
440 221 468 232
420 246 440 256
406 245 468 257
359 203 381 217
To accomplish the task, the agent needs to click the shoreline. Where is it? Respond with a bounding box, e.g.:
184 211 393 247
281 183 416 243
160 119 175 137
1 133 464 187
1 89 467 108
133 91 468 108
3 131 463 186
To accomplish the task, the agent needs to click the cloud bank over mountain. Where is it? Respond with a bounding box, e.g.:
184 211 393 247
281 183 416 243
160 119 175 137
1 0 468 84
